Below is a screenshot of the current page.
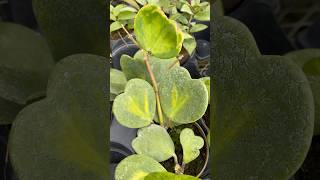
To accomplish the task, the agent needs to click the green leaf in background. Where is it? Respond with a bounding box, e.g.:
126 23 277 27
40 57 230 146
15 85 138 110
120 51 178 83
159 66 208 124
194 3 210 21
183 37 197 55
190 23 208 33
110 21 123 32
132 124 175 162
144 172 200 180
115 155 166 180
0 22 54 124
136 0 146 6
285 49 320 135
113 79 156 128
200 77 210 103
110 68 127 101
32 0 107 60
123 0 140 9
9 54 109 180
181 4 193 15
180 128 204 164
212 16 314 180
134 5 183 58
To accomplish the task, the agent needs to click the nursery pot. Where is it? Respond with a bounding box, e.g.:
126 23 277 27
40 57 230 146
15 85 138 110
110 116 137 163
161 122 209 178
228 0 294 55
296 17 320 48
8 0 37 29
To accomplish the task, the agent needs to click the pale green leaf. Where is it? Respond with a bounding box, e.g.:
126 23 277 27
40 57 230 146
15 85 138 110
110 21 123 32
159 66 208 124
181 4 193 15
134 5 183 58
113 79 156 128
183 37 196 55
180 128 204 164
200 77 210 103
115 155 166 180
190 23 208 33
110 68 127 97
145 172 200 180
132 124 175 162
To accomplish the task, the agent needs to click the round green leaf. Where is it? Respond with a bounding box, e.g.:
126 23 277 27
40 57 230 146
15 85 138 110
145 172 200 180
33 0 107 60
134 5 183 59
110 68 127 101
9 54 109 180
212 16 314 179
115 154 166 180
132 124 175 162
286 49 320 135
113 79 156 128
180 128 204 164
159 66 208 124
110 21 123 33
0 22 55 105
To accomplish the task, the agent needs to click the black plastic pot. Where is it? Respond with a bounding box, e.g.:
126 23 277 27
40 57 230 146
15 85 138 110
296 17 320 48
228 0 294 55
8 0 37 29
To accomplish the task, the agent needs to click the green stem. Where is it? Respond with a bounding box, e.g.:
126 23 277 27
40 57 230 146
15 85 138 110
143 51 164 126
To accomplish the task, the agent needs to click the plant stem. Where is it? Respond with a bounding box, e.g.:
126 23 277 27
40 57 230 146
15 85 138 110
143 51 165 126
120 25 165 126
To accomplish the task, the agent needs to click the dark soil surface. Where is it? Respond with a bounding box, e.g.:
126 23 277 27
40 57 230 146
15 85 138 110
161 123 208 177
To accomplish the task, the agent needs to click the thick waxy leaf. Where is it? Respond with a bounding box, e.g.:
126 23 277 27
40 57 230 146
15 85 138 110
190 24 208 33
180 128 204 164
115 155 166 180
0 22 54 104
120 51 178 83
9 54 109 180
110 21 123 32
113 79 156 128
33 0 107 60
195 3 210 21
286 49 320 135
134 5 183 58
110 68 127 101
132 124 175 162
200 77 210 103
212 16 314 179
183 37 197 55
145 172 200 180
159 66 208 124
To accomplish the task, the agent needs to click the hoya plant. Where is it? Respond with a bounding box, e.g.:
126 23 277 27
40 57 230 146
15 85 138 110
110 3 137 33
110 0 210 56
110 5 209 179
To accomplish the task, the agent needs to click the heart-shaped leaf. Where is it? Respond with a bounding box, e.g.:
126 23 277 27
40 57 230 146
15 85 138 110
33 0 107 60
183 37 197 56
113 78 156 128
134 5 183 59
180 128 204 164
120 50 178 83
286 49 320 135
159 66 208 124
144 172 200 180
0 22 55 104
110 68 127 101
0 22 54 124
115 154 166 180
132 124 175 162
9 54 108 180
212 16 314 179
